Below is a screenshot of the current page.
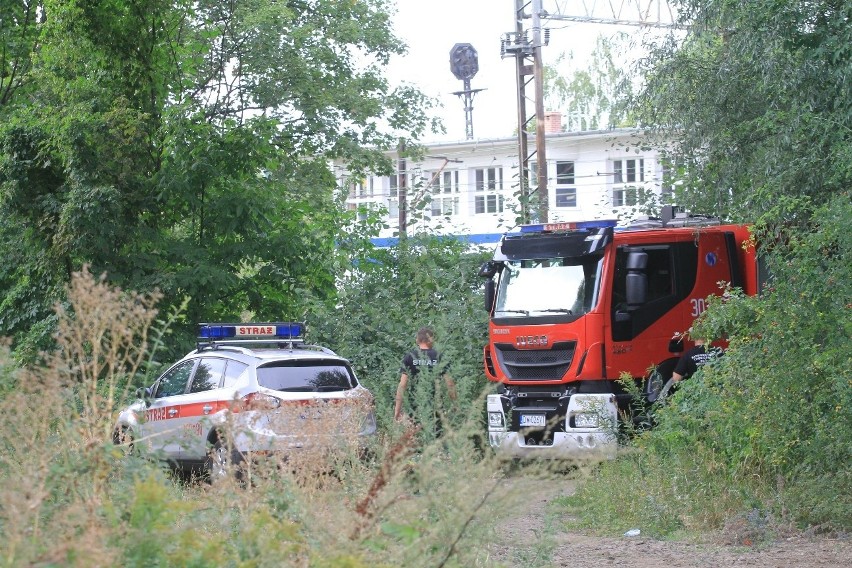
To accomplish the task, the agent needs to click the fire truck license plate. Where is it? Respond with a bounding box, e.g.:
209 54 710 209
519 414 546 427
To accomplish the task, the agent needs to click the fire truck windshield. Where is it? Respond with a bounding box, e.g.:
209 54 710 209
494 256 603 318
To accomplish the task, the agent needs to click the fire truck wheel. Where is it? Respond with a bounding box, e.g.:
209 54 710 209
206 438 245 483
657 378 676 401
646 370 667 403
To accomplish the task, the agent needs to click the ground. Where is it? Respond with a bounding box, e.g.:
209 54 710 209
486 473 850 568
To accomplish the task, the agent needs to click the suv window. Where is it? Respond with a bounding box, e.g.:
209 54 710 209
189 358 226 393
155 360 195 398
222 360 249 388
257 360 355 392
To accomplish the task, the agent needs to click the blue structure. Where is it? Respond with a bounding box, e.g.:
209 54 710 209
369 233 505 248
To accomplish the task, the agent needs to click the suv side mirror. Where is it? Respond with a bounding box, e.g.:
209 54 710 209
136 386 153 402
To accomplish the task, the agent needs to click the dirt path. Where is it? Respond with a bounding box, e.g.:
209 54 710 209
487 472 850 568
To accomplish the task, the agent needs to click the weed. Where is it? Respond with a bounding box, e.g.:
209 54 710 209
0 267 545 567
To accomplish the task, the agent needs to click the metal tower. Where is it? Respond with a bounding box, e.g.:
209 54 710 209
503 0 682 224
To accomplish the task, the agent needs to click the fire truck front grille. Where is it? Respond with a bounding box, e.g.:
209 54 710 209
494 342 576 381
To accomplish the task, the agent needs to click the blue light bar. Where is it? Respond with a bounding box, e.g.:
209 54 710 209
198 322 304 340
519 220 618 233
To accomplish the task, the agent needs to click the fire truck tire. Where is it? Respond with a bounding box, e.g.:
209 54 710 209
657 378 676 401
645 370 667 403
206 438 245 483
646 359 678 404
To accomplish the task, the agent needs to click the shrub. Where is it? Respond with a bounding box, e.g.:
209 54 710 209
564 195 852 533
0 254 532 567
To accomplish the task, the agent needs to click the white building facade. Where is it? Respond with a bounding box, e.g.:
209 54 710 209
340 126 670 245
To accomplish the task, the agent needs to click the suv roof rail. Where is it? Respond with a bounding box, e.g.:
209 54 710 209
196 341 339 357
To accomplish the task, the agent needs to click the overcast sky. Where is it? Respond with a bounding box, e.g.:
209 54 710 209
384 1 668 143
385 1 630 142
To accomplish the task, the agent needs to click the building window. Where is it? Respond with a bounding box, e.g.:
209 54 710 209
428 170 459 194
612 158 645 207
613 158 644 184
556 187 577 208
356 202 379 223
474 167 504 214
612 187 638 207
388 174 398 198
431 197 459 217
349 179 364 198
555 161 576 208
660 161 673 203
412 168 428 191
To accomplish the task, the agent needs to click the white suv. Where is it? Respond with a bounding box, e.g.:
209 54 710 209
114 322 377 478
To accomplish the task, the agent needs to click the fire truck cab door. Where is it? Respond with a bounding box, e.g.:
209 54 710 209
610 243 698 376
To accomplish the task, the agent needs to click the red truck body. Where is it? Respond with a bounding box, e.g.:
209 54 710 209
481 215 758 458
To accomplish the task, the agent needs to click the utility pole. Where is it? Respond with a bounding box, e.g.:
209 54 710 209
512 0 531 224
531 0 548 223
502 0 682 224
503 0 549 224
397 139 407 237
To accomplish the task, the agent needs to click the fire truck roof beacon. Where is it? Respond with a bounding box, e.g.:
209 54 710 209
519 220 618 233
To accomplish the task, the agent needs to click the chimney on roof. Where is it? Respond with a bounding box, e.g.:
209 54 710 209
544 111 563 134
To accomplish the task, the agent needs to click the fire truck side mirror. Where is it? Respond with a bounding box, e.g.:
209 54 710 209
479 261 499 278
625 251 648 307
484 279 496 312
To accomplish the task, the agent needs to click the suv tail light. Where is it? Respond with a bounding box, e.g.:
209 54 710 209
240 392 281 411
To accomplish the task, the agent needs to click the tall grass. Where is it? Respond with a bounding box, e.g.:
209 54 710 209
0 267 559 567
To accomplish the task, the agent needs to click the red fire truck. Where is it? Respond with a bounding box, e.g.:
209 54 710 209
479 210 759 459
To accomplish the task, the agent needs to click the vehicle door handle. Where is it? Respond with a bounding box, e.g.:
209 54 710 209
168 408 178 417
202 405 213 414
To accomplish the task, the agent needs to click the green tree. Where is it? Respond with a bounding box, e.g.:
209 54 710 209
308 232 491 438
636 0 852 226
0 0 437 360
543 32 637 132
0 0 41 105
565 1 852 533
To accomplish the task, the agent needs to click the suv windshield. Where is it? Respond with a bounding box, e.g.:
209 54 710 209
494 256 604 318
257 360 356 392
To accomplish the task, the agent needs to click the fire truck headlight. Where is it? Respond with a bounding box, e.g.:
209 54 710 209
573 413 599 429
488 411 504 428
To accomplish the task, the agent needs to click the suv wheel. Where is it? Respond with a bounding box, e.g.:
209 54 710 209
206 438 245 482
113 427 136 455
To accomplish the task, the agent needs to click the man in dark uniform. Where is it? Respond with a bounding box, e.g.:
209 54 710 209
672 337 722 383
394 327 456 434
653 337 723 402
